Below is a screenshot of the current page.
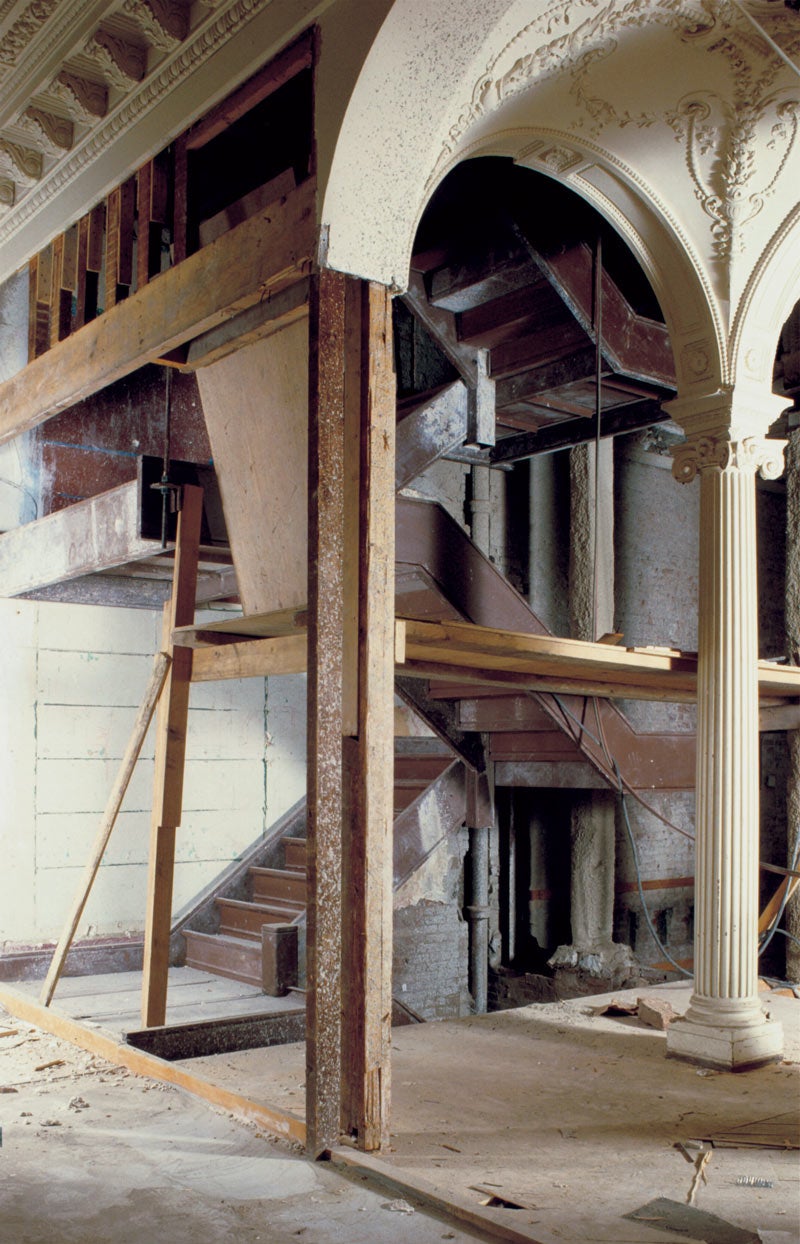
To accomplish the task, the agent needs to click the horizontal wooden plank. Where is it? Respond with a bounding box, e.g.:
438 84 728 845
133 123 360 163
397 619 800 701
0 179 316 445
174 605 308 645
0 983 305 1144
190 633 307 681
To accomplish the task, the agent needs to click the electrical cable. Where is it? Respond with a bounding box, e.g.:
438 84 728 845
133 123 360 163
768 927 800 954
552 693 799 964
592 232 603 640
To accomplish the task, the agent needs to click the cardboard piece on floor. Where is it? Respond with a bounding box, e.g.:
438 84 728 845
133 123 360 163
624 1197 759 1243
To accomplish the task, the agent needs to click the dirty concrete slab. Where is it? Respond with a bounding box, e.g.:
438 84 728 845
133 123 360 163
179 982 800 1244
0 1007 491 1244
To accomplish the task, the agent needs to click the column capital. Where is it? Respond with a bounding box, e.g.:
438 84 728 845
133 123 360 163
671 433 786 484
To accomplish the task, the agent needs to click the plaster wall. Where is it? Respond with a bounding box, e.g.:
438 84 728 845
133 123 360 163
0 599 306 951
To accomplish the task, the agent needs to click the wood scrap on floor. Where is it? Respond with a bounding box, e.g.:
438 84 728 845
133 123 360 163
694 1113 799 1151
686 1147 712 1205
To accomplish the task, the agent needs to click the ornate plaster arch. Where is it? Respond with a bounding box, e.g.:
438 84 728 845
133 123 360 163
321 0 731 391
729 203 800 398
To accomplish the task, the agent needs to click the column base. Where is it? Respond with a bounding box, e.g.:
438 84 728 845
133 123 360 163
666 999 783 1071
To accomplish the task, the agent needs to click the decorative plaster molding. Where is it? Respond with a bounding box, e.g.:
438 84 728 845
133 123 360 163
435 0 800 264
52 70 108 120
122 0 188 52
23 104 73 151
671 432 786 482
85 29 147 90
0 0 59 68
0 0 276 252
0 176 15 207
0 135 40 181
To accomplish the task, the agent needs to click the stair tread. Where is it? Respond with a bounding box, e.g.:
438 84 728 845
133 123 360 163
217 897 303 914
185 929 261 950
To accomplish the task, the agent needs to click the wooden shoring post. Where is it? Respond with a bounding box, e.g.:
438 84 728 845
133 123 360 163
306 267 347 1156
341 278 396 1152
40 651 171 1007
141 484 203 1028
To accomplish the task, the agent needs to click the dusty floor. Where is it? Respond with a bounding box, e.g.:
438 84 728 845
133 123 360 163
0 1006 491 1244
179 982 800 1244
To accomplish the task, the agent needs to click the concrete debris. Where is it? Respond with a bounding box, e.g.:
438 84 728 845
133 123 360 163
383 1199 416 1214
0 1086 18 1093
68 1096 90 1110
590 998 637 1017
637 995 677 1030
39 1119 61 1127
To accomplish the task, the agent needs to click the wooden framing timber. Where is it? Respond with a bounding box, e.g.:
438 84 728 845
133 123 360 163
174 611 800 708
0 178 315 445
190 633 307 681
141 486 203 1028
0 984 305 1145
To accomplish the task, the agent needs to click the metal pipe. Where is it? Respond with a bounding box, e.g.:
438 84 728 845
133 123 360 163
467 823 490 1014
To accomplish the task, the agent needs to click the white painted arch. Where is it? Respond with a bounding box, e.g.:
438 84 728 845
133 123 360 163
320 0 800 397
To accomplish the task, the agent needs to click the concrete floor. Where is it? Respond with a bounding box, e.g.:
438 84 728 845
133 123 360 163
180 982 800 1244
2 976 798 1243
0 1005 489 1244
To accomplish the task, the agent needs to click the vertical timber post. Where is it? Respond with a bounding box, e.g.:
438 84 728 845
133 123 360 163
306 269 346 1156
141 483 202 1027
341 279 396 1152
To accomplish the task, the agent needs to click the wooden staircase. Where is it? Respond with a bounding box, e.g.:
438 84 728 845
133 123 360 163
183 748 452 993
184 833 307 991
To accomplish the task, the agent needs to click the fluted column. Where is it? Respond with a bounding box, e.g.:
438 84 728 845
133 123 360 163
666 419 785 1070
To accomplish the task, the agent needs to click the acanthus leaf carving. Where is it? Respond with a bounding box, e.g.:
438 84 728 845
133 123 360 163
23 106 73 153
0 138 42 184
51 71 108 121
0 0 59 68
433 0 800 263
85 30 147 91
0 178 15 209
122 0 189 52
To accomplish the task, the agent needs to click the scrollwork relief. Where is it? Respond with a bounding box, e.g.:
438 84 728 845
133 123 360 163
434 0 799 262
671 432 786 482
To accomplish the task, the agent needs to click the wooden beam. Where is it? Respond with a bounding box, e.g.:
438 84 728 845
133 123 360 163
40 652 171 1007
141 485 203 1028
306 268 347 1157
190 633 306 681
0 984 305 1145
0 178 315 445
341 279 396 1152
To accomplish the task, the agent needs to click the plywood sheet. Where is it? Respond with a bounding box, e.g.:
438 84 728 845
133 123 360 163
196 317 308 615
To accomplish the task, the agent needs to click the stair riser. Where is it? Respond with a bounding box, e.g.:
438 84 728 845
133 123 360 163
216 901 292 939
250 869 306 905
184 932 262 988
